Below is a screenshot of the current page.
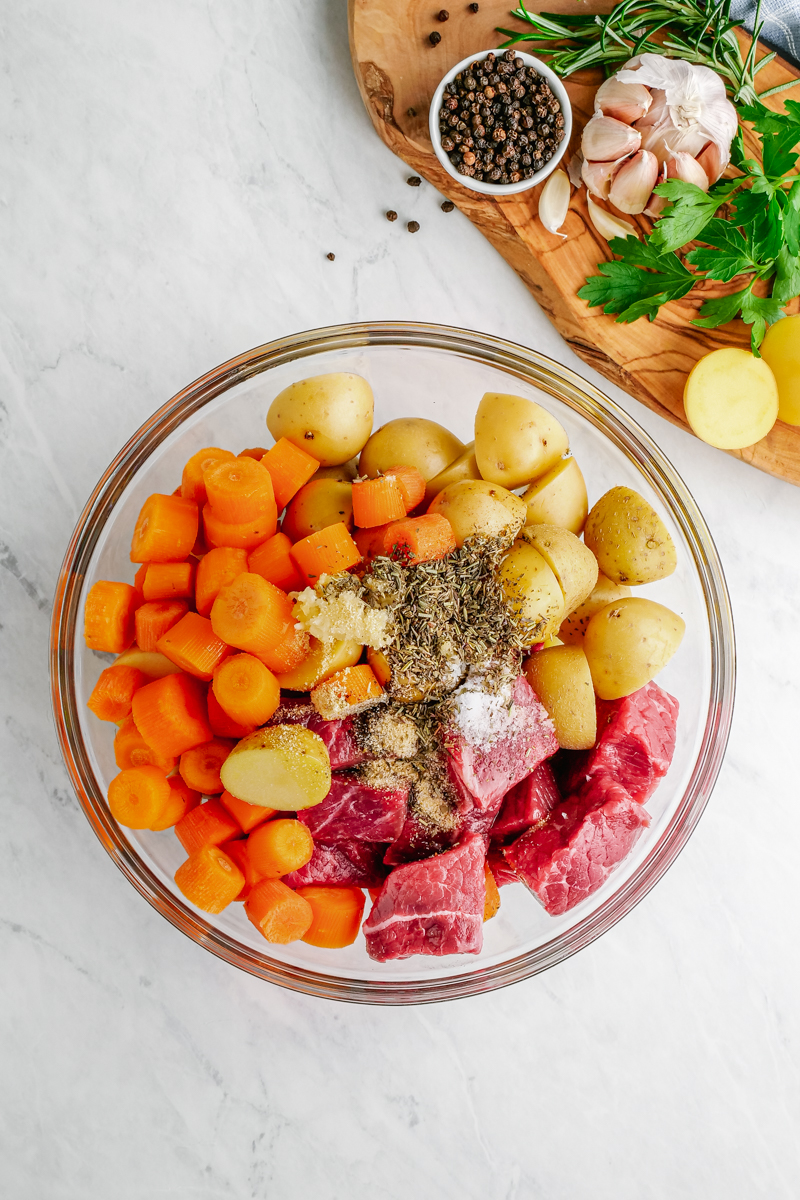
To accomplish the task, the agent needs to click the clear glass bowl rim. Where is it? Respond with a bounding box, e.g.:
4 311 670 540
50 320 736 1005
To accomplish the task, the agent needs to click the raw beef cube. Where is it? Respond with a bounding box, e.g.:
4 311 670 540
564 681 679 804
364 835 487 961
492 761 560 838
504 775 650 916
283 840 387 888
487 844 520 887
267 701 369 770
445 675 558 814
298 773 408 843
383 807 462 865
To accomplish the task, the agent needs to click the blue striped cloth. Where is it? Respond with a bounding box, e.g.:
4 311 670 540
733 1 798 68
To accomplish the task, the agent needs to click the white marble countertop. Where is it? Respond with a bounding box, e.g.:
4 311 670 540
3 3 800 1196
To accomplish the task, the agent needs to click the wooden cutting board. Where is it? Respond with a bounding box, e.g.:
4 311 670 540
349 0 800 485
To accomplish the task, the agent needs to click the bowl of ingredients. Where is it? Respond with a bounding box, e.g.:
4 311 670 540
51 321 734 1004
429 48 572 194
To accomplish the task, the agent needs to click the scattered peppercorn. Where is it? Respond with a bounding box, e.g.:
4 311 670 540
429 31 442 45
326 252 335 260
438 8 449 18
441 200 455 212
437 49 564 185
386 210 398 221
407 221 420 233
407 176 421 187
407 107 417 117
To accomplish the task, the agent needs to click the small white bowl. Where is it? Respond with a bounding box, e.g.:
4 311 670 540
428 49 573 196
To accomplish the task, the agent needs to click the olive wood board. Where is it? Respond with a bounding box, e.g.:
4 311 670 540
348 0 800 485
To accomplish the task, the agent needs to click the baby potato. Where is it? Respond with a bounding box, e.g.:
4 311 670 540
522 456 588 535
282 479 353 542
584 597 685 701
683 347 779 448
267 373 374 467
428 479 526 546
524 645 597 750
760 315 800 426
497 540 565 642
359 418 464 482
474 392 569 489
275 636 362 692
559 573 632 644
424 442 481 506
584 486 676 585
220 725 331 810
313 457 359 482
521 524 598 616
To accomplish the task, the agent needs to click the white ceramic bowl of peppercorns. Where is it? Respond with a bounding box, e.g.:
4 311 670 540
429 48 572 196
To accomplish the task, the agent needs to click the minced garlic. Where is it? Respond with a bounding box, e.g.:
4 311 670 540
293 583 391 649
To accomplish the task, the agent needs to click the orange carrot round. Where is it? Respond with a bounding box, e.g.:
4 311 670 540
107 765 171 829
130 493 199 563
261 438 320 509
297 885 366 948
244 878 313 943
385 464 426 511
248 532 306 593
222 839 262 901
353 523 391 561
131 672 212 759
134 599 189 653
238 446 270 460
290 523 362 585
253 626 311 675
179 738 234 794
113 715 177 773
181 447 236 506
87 665 146 724
247 819 314 878
383 513 456 565
206 687 256 739
203 456 276 524
84 580 139 654
212 654 281 727
352 475 406 528
149 776 202 831
175 796 242 855
195 547 248 617
202 503 278 551
156 612 230 681
310 663 383 721
141 561 195 602
218 790 277 834
210 572 293 656
175 846 244 913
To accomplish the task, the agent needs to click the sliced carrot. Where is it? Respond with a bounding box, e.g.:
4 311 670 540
149 776 202 831
134 599 189 653
87 665 146 723
248 532 306 593
247 819 314 878
206 687 256 739
179 738 234 794
383 513 456 565
253 624 311 675
203 456 276 524
202 502 278 551
297 885 366 949
219 790 277 834
212 654 281 727
351 475 406 528
484 862 501 921
222 839 262 901
175 845 244 914
107 765 171 829
133 563 148 598
353 523 391 561
244 878 313 943
385 464 426 511
181 447 236 506
210 572 293 656
84 580 139 654
310 664 384 720
290 523 361 586
175 796 242 855
131 672 212 758
130 493 199 563
195 547 249 617
113 715 177 773
261 437 320 510
156 612 230 681
238 446 270 460
141 561 195 602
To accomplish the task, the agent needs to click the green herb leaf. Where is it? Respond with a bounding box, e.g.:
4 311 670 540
649 179 738 254
578 237 696 323
772 245 800 306
693 287 752 330
783 180 800 257
685 220 754 281
747 193 785 265
740 291 785 352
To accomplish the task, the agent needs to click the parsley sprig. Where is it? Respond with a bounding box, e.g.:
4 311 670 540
578 103 800 352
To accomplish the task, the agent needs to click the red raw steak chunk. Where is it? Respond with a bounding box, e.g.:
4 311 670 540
383 807 461 865
298 774 408 843
504 775 650 915
487 844 520 887
364 835 486 961
267 701 368 770
564 681 679 805
492 761 560 838
283 840 387 888
446 675 558 814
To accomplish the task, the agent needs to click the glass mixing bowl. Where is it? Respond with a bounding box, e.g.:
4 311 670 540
50 322 735 1004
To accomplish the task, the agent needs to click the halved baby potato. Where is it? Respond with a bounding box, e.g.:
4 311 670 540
520 523 598 616
522 456 588 535
683 347 779 448
267 373 374 467
584 486 676 586
497 540 565 642
474 392 569 489
282 479 354 542
583 596 685 700
274 636 362 692
558 573 632 645
359 418 464 482
524 645 597 750
428 479 526 547
424 442 481 506
220 725 331 810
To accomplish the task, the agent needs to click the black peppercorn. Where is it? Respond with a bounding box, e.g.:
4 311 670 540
386 210 397 222
407 176 421 186
441 200 455 212
469 2 479 9
438 8 449 19
429 30 441 45
407 221 420 232
326 252 335 261
407 107 417 117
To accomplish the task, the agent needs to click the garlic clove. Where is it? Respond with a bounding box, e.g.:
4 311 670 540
581 154 629 201
644 164 668 218
537 169 571 238
594 77 653 124
587 196 638 242
567 150 584 189
581 115 641 163
665 151 709 191
695 141 723 185
634 87 668 130
608 150 659 214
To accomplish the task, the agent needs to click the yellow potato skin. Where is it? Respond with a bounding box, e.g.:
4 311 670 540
522 456 588 535
683 348 778 449
520 523 598 615
760 315 800 426
275 637 362 692
559 573 632 644
524 645 597 750
584 486 677 586
220 725 331 810
282 479 354 542
474 392 569 489
424 442 481 505
359 418 464 482
313 458 359 482
428 479 526 547
497 540 565 642
267 373 374 467
583 597 685 700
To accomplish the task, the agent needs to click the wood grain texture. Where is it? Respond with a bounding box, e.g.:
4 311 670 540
349 0 800 485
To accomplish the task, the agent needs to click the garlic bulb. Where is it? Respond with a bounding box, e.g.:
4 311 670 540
594 77 652 124
587 197 638 242
581 115 641 162
608 150 659 215
538 169 571 238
